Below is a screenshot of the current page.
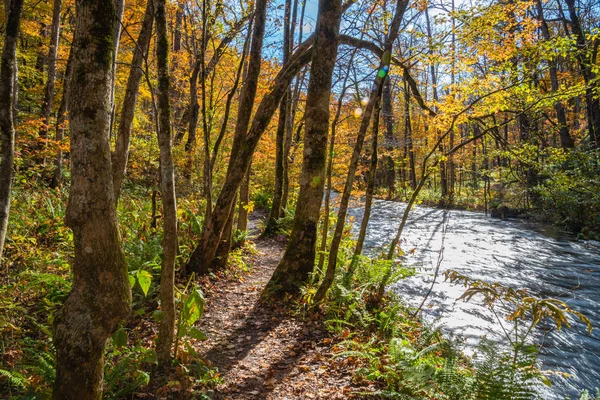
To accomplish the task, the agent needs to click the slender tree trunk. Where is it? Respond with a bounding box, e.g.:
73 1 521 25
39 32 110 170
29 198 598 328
382 78 396 199
0 0 23 264
535 0 573 149
108 0 125 137
112 0 154 202
425 6 446 198
50 48 73 189
266 0 344 297
565 0 600 147
200 0 213 222
404 72 416 190
313 0 408 303
154 0 178 367
185 0 269 274
39 0 62 160
52 1 131 398
345 98 381 285
237 163 251 231
266 0 293 233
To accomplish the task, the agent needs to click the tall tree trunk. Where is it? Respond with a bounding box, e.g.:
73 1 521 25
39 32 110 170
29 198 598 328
266 0 344 297
50 48 73 189
108 0 125 136
266 0 293 233
565 0 600 148
0 0 24 264
112 0 154 202
200 0 213 222
185 0 269 274
404 71 416 190
237 163 251 231
345 97 381 284
154 0 178 367
313 0 408 304
425 6 446 198
52 1 131 398
39 0 62 159
535 0 573 149
382 77 396 199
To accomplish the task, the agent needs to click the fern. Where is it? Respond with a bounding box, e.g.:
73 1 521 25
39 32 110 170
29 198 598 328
0 368 27 389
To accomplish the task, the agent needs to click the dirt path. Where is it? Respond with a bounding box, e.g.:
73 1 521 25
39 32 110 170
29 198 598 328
193 218 372 399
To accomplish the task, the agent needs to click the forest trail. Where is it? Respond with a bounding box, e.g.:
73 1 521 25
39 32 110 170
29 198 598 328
192 216 370 399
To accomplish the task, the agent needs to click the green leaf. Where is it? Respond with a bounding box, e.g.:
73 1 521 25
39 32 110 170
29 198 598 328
137 270 152 296
141 350 158 365
183 288 205 326
152 310 165 322
541 376 552 387
128 275 135 288
188 327 208 341
112 327 127 348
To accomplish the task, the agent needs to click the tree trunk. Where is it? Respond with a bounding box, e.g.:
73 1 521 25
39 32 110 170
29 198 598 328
266 0 293 233
535 0 573 149
237 163 251 231
403 71 416 190
108 0 125 136
266 0 344 297
345 97 381 284
313 0 408 303
0 0 24 264
39 0 62 156
154 0 178 368
185 0 269 274
565 0 600 148
50 48 73 189
52 1 131 398
382 78 396 199
112 0 154 202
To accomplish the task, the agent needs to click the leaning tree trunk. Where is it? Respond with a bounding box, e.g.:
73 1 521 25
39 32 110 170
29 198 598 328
39 0 62 160
154 0 178 367
265 0 293 233
112 0 154 202
266 0 344 297
185 0 269 274
0 0 24 265
52 1 131 398
313 0 409 303
345 98 381 285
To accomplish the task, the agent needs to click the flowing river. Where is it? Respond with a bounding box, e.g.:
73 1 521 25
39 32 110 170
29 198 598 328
345 198 600 399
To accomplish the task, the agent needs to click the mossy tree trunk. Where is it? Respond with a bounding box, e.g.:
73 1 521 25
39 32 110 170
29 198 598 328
0 0 24 264
52 1 131 398
266 0 344 297
154 0 178 368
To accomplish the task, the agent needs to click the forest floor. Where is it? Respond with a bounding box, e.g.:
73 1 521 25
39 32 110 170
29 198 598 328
188 213 377 399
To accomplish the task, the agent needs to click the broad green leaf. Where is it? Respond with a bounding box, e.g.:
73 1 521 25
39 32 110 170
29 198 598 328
112 327 127 348
152 310 165 322
188 327 208 341
137 270 152 296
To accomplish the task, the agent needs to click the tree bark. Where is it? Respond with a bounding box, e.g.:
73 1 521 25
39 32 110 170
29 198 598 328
39 0 62 153
535 0 573 149
382 78 397 198
154 0 178 368
50 48 73 189
112 0 154 202
0 0 24 265
266 0 344 297
185 0 269 274
313 0 409 303
266 0 293 233
565 0 600 148
237 163 251 231
345 98 381 284
52 1 131 398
